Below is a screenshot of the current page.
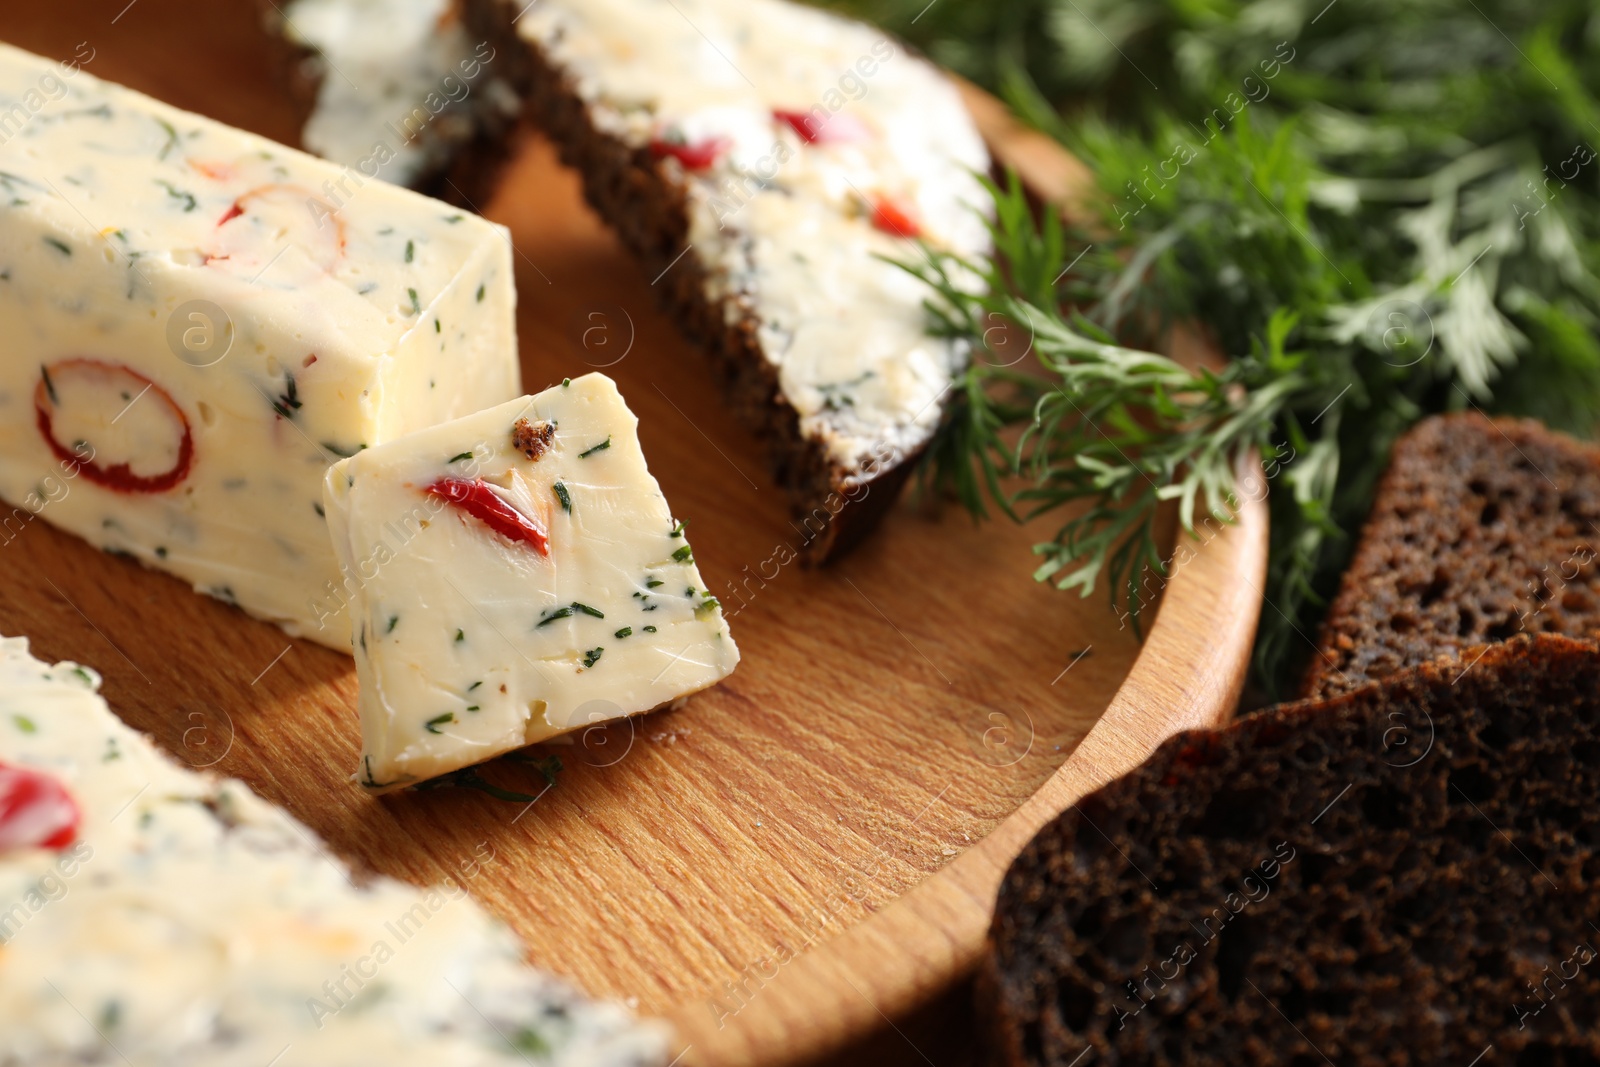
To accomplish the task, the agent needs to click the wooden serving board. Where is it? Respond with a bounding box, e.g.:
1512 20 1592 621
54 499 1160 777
0 6 1268 1066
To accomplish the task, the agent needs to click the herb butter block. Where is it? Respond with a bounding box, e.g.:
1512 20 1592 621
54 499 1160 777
321 372 739 790
0 42 517 650
0 636 670 1065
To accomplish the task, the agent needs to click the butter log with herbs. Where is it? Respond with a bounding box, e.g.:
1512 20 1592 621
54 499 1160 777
0 41 518 651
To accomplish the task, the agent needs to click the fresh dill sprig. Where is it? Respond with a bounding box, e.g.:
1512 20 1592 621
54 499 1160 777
909 172 1309 637
843 0 1600 696
411 752 563 802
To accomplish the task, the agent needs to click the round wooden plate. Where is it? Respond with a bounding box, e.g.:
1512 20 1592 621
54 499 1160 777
0 9 1266 1067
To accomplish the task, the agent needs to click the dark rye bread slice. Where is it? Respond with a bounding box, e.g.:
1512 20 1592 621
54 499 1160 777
258 0 522 209
462 0 928 560
983 634 1600 1067
1302 412 1600 701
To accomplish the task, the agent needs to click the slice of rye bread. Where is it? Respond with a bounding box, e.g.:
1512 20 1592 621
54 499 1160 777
462 0 989 560
258 0 522 209
1302 412 1600 701
982 634 1600 1067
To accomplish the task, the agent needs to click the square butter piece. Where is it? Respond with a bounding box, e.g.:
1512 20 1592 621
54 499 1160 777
322 373 740 790
0 43 517 649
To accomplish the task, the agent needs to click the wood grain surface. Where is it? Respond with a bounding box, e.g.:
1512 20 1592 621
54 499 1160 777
0 6 1267 1067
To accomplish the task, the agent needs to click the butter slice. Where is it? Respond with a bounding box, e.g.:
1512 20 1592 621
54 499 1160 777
0 42 517 650
0 635 670 1066
322 373 739 790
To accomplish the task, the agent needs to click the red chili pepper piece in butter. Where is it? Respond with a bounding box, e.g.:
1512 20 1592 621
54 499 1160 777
0 762 80 852
425 477 550 555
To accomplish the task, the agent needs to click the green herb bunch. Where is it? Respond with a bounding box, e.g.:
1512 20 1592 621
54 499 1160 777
833 0 1600 695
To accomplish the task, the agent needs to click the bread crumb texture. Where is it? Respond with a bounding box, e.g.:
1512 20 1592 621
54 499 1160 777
1304 413 1600 700
985 635 1600 1066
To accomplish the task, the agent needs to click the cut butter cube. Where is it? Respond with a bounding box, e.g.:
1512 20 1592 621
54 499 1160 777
322 373 739 790
0 42 517 650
